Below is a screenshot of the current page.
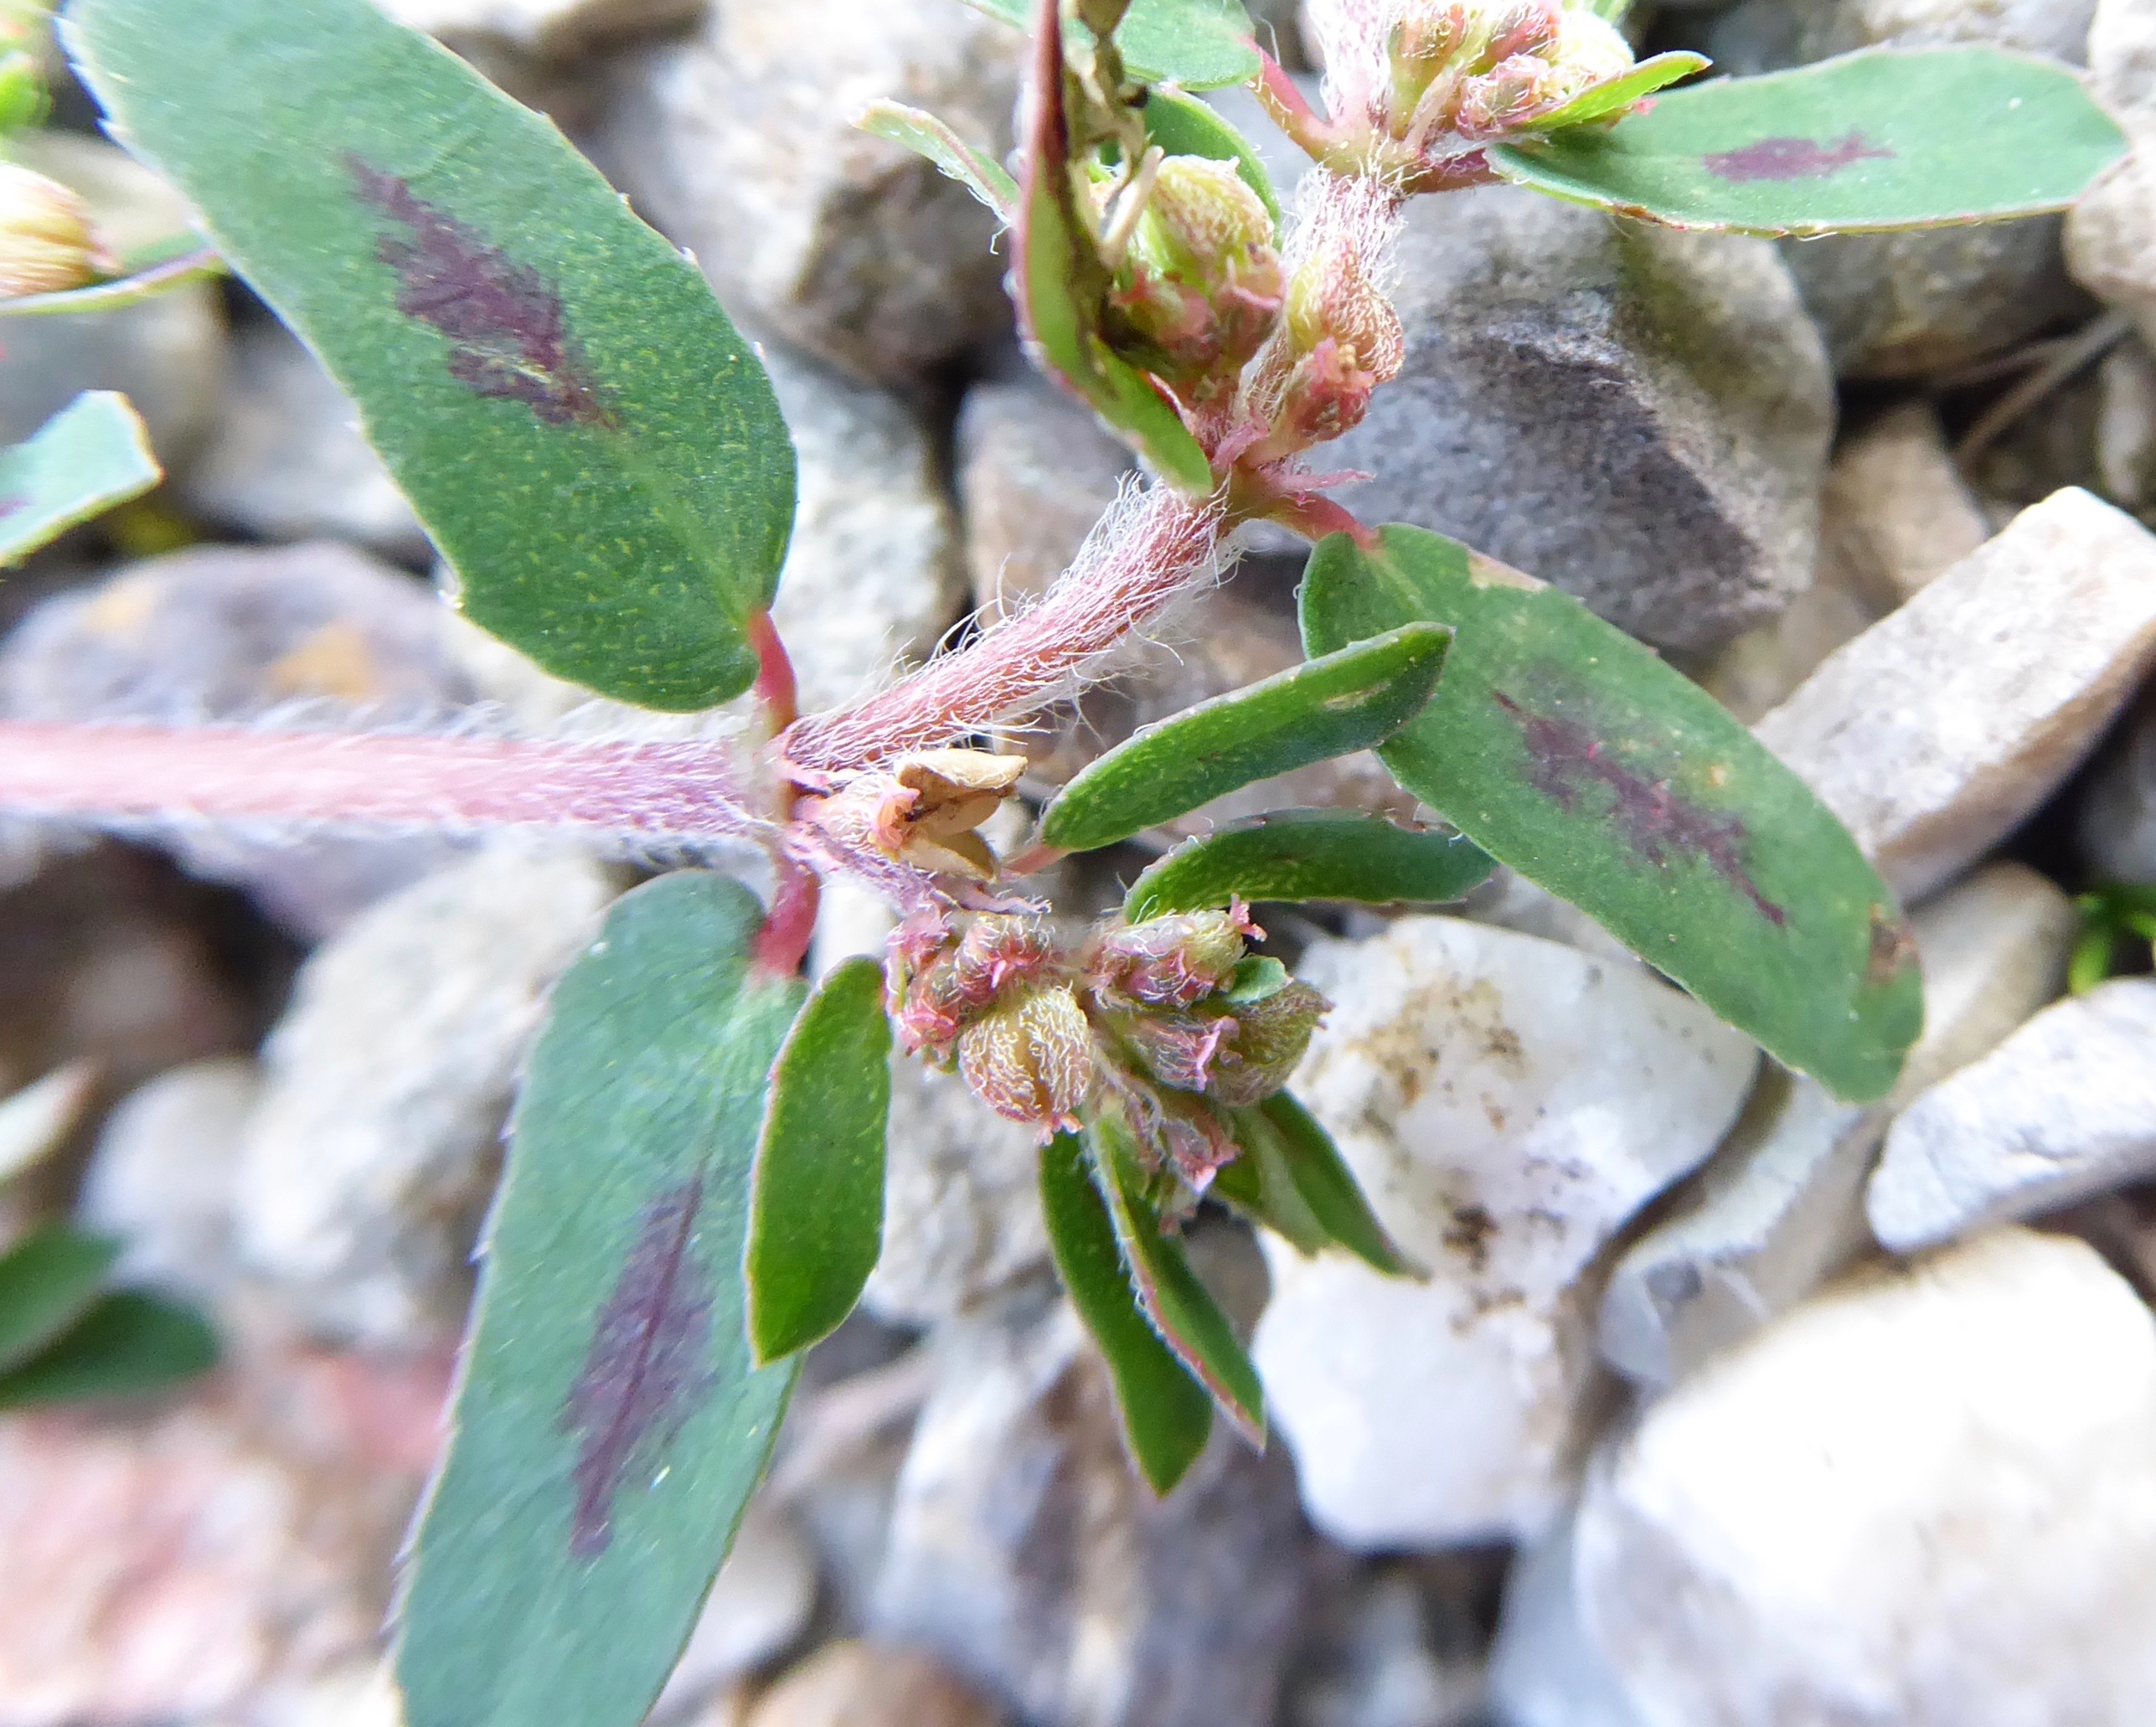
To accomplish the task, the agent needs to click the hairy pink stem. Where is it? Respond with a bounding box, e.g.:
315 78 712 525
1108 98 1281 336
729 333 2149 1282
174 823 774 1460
0 721 772 848
782 486 1225 775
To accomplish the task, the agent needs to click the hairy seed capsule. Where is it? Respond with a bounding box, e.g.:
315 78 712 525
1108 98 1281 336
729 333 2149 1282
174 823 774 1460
957 985 1096 1139
0 162 113 299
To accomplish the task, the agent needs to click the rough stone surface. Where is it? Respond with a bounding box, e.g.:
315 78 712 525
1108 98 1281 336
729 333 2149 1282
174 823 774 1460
1252 917 1756 1547
1754 487 2156 900
2066 0 2156 347
76 1056 261 1304
1822 402 1994 606
384 0 701 59
1574 1230 2156 1726
235 843 618 1347
2080 681 2156 879
0 542 479 937
1323 183 1834 653
2100 334 2156 514
600 0 1020 384
654 1503 821 1718
742 1642 1007 1727
762 343 968 715
0 134 225 468
873 1289 1309 1727
1868 977 2156 1252
181 322 431 564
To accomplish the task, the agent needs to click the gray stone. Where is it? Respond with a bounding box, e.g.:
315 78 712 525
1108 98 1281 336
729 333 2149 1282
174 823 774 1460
2080 681 2156 879
652 1502 819 1719
1323 184 1834 653
235 843 618 1347
1574 1230 2156 1727
1252 917 1756 1547
1700 553 1884 725
873 1288 1309 1727
2099 334 2156 514
2066 0 2156 347
1487 1513 1644 1727
1822 401 1994 606
1287 1563 1491 1727
599 0 1020 384
1754 487 2156 901
0 135 225 469
762 343 968 715
383 0 701 60
76 1056 260 1303
0 541 479 937
1868 977 2156 1252
181 322 431 564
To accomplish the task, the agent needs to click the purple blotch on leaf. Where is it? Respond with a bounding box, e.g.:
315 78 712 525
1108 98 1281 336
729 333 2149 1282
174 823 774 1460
0 496 23 521
1493 689 1787 925
560 1176 715 1560
346 156 614 430
1703 131 1893 183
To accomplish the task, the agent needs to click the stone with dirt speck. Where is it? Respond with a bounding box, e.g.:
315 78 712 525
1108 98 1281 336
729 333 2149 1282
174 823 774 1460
1323 184 1833 654
1251 917 1756 1548
384 0 702 60
741 1641 1007 1727
1572 1229 2156 1725
180 322 431 565
1596 860 2076 1387
1867 977 2156 1252
597 0 1019 384
234 842 618 1348
872 1286 1309 1727
1753 487 2156 902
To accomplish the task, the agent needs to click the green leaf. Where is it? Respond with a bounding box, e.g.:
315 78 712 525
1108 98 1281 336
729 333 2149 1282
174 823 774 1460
64 0 797 711
1138 85 1281 224
1039 1132 1213 1493
855 99 1018 216
962 0 1260 89
1123 810 1495 920
1040 622 1452 853
0 1224 121 1374
0 48 49 131
1245 1092 1410 1276
746 956 893 1364
1488 48 2131 236
1090 1107 1265 1443
1014 0 1215 493
0 244 223 319
0 392 159 566
1530 51 1709 132
1210 1110 1329 1256
395 874 805 1727
1301 525 1921 1103
0 1290 217 1408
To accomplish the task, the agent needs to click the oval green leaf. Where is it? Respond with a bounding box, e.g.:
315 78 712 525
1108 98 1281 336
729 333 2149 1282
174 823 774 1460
855 100 1017 217
1489 48 2130 236
962 0 1260 89
1039 1132 1213 1494
1139 85 1281 224
746 956 893 1365
1123 809 1494 921
0 1289 217 1408
1040 621 1452 853
1301 524 1921 1103
0 392 159 566
64 0 797 710
395 873 806 1727
1089 1107 1265 1443
0 1224 121 1373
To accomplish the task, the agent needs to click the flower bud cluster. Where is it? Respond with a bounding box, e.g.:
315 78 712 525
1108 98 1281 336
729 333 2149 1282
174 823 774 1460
1382 0 1634 150
0 161 114 299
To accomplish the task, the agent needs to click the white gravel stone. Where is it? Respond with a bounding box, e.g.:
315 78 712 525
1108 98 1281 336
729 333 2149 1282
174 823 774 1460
1868 977 2156 1253
1252 917 1756 1547
1754 487 2156 900
1574 1229 2156 1726
1823 402 1993 606
2066 0 2156 347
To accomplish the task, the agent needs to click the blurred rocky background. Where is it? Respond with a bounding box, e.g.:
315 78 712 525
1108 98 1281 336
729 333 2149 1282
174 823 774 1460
4 0 2156 1721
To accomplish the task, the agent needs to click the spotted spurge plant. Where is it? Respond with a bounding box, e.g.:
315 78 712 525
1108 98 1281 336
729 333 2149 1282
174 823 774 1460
0 0 2130 1719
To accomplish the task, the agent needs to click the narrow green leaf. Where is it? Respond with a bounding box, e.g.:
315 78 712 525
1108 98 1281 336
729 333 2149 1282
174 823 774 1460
855 99 1017 216
746 956 893 1364
1039 1132 1213 1493
64 0 797 711
1090 1109 1266 1443
1530 51 1709 133
1210 1110 1330 1256
1040 622 1452 853
0 392 159 565
0 1224 121 1374
1301 525 1921 1103
0 244 222 319
1123 810 1495 921
1015 0 1215 493
0 1290 217 1408
1250 1092 1410 1276
1138 85 1281 224
962 0 1260 89
1489 48 2130 236
395 874 806 1727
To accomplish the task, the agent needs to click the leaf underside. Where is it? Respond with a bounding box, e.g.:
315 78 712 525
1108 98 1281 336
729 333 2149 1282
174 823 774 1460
962 0 1260 89
0 1289 217 1408
1301 524 1921 1103
0 392 160 566
1491 47 2131 236
63 0 797 710
1123 810 1495 921
856 100 1018 216
1229 1093 1411 1276
395 874 804 1727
